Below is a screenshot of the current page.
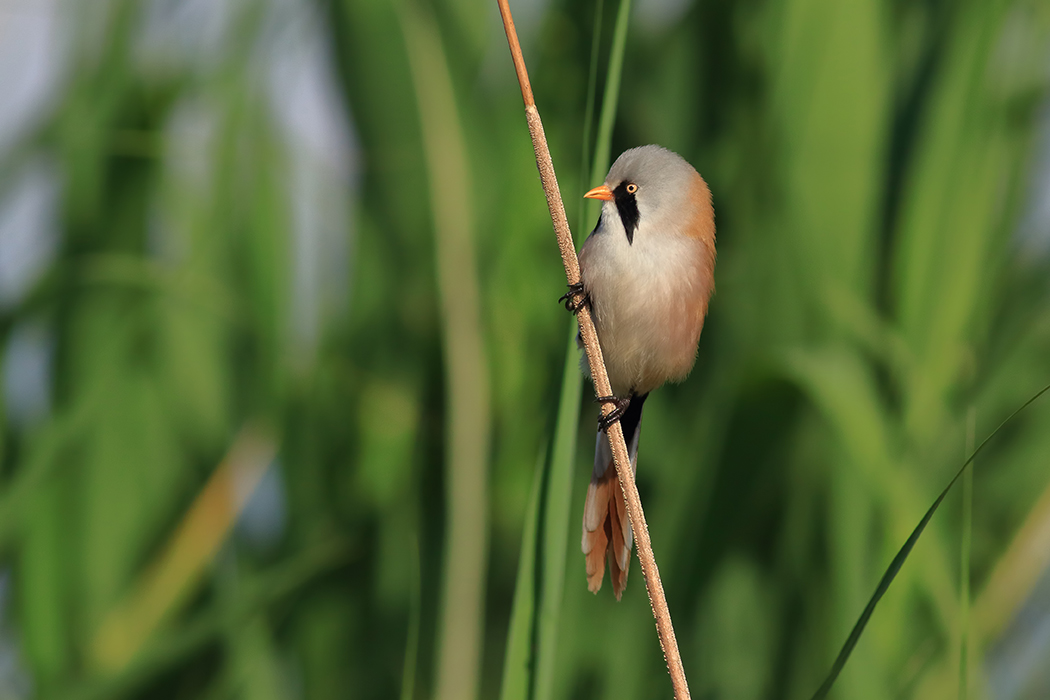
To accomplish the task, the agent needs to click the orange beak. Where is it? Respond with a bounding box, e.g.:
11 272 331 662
583 184 614 201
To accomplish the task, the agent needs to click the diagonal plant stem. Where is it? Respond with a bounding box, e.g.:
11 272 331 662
89 426 276 672
810 382 1050 700
496 2 691 698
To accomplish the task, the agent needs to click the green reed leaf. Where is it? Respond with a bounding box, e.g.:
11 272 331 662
810 383 1050 700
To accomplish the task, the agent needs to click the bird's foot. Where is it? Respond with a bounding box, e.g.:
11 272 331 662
559 282 589 314
595 395 630 432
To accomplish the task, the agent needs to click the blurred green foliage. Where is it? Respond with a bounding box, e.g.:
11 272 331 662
0 0 1049 699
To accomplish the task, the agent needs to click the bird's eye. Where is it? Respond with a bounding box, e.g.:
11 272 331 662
626 183 638 194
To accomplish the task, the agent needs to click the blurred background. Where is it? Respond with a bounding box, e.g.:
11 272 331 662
1 0 1050 699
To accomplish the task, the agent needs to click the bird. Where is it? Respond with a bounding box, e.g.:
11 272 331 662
566 145 715 599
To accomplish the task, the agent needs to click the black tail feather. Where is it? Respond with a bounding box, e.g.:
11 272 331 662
621 392 648 448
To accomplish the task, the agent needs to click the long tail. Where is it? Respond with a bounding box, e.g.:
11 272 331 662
581 393 647 600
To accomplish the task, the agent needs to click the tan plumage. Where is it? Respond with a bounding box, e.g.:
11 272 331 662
577 145 715 598
581 465 630 596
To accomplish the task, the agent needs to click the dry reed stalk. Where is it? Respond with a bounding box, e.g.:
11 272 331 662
496 2 691 697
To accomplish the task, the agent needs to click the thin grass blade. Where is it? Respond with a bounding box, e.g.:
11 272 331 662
400 538 421 700
958 408 975 700
584 0 632 231
810 382 1050 700
399 5 492 700
499 453 544 700
533 3 632 699
576 0 605 226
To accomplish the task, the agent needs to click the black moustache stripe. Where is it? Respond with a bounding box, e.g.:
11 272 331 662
613 182 640 244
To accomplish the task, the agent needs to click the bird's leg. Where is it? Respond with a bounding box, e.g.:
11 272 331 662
558 281 589 314
595 395 630 432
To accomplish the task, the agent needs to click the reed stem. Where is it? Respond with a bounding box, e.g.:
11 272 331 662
496 3 691 697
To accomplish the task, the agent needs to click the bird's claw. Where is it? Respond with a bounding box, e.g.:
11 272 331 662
559 282 589 314
595 395 630 432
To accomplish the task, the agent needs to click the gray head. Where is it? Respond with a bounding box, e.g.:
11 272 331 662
586 145 705 244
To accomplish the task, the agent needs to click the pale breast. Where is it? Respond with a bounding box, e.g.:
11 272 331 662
579 209 712 397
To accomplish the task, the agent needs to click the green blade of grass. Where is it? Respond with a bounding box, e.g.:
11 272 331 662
576 0 605 233
400 538 421 700
958 407 975 700
533 2 632 699
583 0 632 233
499 451 544 700
810 382 1050 700
532 324 583 700
399 5 492 700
